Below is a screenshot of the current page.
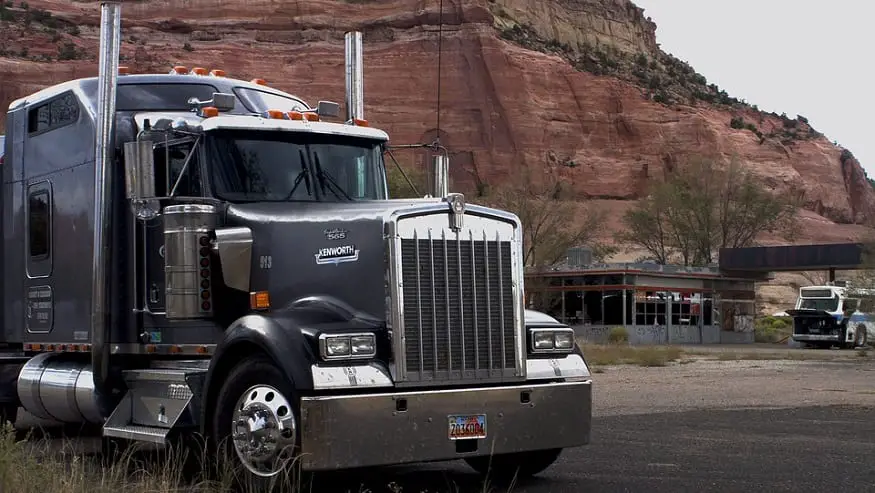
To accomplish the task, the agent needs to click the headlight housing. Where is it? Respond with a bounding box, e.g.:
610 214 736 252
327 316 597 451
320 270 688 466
319 332 377 361
528 327 575 354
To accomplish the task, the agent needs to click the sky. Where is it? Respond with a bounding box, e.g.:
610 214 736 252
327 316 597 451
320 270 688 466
632 0 873 176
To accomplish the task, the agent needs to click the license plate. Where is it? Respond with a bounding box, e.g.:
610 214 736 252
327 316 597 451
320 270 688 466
448 414 487 440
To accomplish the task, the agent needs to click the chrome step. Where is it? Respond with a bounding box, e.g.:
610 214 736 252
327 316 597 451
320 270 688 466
103 367 206 445
103 424 170 445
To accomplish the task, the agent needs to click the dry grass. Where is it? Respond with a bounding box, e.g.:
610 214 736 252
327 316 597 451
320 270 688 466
580 344 685 367
0 424 262 493
0 423 520 493
580 341 875 367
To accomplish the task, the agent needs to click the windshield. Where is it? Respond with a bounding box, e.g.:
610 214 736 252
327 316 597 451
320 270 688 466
797 293 839 312
204 129 387 202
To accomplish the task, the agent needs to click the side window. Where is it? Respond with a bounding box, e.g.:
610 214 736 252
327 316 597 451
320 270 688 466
153 141 202 197
28 186 51 259
27 92 79 136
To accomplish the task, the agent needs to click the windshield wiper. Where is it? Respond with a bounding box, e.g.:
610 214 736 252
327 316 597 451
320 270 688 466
312 152 352 201
285 149 312 200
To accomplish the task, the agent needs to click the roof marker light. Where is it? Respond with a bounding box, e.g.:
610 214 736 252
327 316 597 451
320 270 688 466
266 109 286 119
251 78 267 86
353 118 369 127
287 111 304 121
190 67 208 76
170 66 188 74
210 69 227 77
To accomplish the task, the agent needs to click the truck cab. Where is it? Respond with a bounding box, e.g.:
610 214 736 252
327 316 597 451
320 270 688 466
788 284 873 349
0 4 592 488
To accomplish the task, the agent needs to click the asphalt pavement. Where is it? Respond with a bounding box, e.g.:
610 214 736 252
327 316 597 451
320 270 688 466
305 404 875 493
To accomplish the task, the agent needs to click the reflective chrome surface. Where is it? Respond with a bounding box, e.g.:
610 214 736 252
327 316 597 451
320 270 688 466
310 362 393 389
163 204 219 319
232 384 298 478
433 155 449 198
91 0 122 397
344 31 364 122
386 202 526 386
525 354 591 381
214 226 253 292
17 353 106 424
298 380 591 471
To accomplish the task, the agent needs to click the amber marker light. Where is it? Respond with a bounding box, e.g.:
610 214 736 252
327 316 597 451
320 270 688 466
250 291 271 310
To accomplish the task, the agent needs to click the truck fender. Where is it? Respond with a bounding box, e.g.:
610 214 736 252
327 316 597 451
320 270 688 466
199 313 315 436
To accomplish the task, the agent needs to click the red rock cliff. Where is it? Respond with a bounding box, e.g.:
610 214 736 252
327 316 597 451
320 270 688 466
1 0 872 231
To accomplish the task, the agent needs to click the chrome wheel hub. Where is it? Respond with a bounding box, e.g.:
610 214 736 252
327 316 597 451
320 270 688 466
231 384 297 477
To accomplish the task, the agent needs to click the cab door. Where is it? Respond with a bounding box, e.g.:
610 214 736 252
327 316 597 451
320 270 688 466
24 180 54 334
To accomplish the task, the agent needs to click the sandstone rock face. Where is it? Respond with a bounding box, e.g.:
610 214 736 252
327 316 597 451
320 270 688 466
1 0 873 234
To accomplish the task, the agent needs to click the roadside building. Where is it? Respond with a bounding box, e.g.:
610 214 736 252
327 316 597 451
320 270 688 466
525 258 765 345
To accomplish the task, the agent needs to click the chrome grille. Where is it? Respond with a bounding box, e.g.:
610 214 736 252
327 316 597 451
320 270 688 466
398 229 520 384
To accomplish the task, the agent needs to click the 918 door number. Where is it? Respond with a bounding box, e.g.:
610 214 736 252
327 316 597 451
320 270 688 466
447 414 487 440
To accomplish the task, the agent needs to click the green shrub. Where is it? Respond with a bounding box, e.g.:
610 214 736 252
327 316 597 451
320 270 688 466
754 315 792 343
607 326 629 344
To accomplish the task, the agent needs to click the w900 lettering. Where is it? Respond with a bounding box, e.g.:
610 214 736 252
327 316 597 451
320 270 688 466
0 2 592 489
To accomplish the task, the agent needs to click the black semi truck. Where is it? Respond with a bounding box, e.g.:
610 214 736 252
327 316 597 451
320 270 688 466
0 1 592 486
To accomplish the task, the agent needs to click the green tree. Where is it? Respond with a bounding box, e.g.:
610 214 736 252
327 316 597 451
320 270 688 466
616 155 800 266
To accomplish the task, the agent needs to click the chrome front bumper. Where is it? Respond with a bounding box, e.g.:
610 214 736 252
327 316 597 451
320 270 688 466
300 359 592 471
793 334 841 342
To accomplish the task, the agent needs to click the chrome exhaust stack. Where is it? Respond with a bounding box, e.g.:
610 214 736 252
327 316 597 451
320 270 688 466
344 31 364 122
91 0 121 399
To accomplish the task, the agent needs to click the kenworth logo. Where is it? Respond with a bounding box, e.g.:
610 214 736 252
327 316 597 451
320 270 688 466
315 244 360 265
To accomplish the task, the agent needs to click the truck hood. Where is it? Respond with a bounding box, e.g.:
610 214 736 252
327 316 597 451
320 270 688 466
223 199 443 323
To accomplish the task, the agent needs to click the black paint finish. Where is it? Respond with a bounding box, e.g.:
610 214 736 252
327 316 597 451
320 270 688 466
0 74 321 348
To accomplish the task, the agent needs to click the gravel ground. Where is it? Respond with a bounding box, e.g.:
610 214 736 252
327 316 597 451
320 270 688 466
12 351 875 492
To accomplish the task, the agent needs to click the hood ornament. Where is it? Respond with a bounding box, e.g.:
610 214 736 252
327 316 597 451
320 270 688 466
446 193 465 232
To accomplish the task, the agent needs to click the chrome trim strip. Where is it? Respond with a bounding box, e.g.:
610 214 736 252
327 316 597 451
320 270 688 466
525 354 591 381
310 362 394 390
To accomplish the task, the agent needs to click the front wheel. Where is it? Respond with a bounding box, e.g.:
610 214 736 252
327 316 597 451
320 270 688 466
464 448 563 484
854 324 868 348
211 354 303 491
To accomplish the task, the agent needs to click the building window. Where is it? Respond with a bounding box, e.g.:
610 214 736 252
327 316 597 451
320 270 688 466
28 188 50 259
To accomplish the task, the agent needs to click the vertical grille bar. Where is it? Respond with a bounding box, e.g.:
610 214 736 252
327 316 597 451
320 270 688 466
470 230 479 373
484 230 493 372
414 230 424 369
398 217 519 385
443 230 451 374
429 230 437 374
457 234 466 374
497 230 506 371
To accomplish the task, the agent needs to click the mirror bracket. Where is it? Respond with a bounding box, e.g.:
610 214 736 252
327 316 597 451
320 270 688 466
188 92 236 113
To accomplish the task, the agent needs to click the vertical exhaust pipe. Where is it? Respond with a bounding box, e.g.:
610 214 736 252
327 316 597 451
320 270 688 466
344 31 363 122
92 1 121 398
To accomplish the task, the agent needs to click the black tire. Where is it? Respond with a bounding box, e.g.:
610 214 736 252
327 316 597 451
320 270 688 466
464 448 563 484
210 354 303 492
855 325 868 348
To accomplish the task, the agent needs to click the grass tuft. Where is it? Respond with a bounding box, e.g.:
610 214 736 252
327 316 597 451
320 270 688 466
580 344 685 367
